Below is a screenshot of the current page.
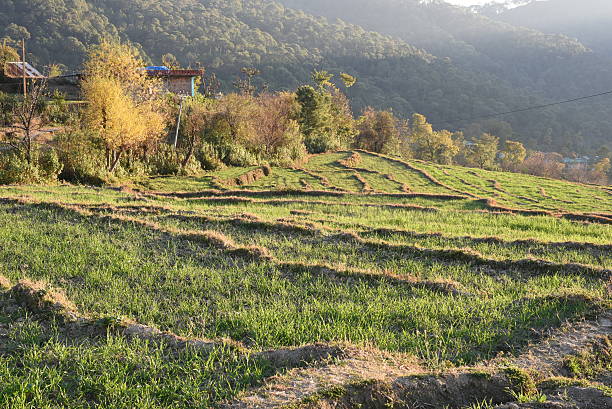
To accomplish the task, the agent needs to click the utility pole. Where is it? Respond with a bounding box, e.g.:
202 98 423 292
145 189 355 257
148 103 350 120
174 96 185 148
21 39 27 98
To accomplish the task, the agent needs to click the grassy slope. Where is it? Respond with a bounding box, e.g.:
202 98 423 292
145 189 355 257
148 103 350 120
0 152 610 407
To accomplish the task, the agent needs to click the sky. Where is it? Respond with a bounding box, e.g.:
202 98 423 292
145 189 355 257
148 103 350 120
444 0 501 5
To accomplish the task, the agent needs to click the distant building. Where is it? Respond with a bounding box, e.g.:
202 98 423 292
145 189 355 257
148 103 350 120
562 156 591 170
145 67 204 97
3 61 45 79
1 61 46 94
2 64 205 98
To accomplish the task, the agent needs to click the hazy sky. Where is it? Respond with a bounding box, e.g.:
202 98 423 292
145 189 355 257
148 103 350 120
445 0 499 5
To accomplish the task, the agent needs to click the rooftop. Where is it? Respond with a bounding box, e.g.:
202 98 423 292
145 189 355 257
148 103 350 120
3 62 45 79
145 67 204 77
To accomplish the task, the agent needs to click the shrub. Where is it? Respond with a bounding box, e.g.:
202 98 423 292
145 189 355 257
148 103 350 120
0 149 62 185
55 128 107 185
0 153 40 184
223 144 259 167
179 153 203 176
0 91 17 126
304 134 340 154
147 144 182 175
147 144 203 176
44 91 71 125
38 149 64 180
196 143 225 171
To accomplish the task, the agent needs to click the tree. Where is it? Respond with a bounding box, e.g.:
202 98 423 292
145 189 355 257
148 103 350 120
296 84 355 154
252 92 303 161
82 40 166 172
0 41 19 80
409 113 458 164
339 73 357 88
180 97 216 168
2 77 48 164
233 67 261 96
522 152 565 179
354 108 401 154
500 140 526 171
590 157 611 184
466 133 499 169
161 53 180 69
312 70 333 89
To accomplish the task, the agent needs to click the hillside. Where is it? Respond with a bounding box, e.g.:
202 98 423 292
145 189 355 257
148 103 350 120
0 151 610 407
479 0 612 58
2 0 612 153
278 0 612 152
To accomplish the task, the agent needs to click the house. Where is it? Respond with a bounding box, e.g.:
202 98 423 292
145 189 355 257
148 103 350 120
145 67 204 97
1 61 45 94
562 156 591 170
3 61 45 80
2 63 205 98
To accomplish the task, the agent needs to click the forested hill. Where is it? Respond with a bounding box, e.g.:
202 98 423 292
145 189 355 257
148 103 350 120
478 0 612 58
2 0 612 154
278 0 612 99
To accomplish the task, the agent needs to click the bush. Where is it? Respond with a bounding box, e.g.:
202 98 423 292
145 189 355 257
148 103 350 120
44 91 71 125
222 144 259 167
147 144 203 176
38 149 64 180
196 144 225 171
304 134 339 154
55 129 106 185
0 149 62 185
0 153 40 184
147 144 182 175
179 153 203 176
0 91 17 126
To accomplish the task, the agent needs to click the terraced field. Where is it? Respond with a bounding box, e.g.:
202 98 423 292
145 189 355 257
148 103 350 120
0 151 610 409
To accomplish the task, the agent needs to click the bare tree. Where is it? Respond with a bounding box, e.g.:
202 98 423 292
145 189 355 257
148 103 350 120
2 77 48 163
233 67 260 96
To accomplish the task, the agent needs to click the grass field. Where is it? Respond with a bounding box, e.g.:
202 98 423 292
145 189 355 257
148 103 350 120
0 151 610 408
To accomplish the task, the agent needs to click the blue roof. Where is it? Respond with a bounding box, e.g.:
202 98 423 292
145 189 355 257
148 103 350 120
146 66 170 71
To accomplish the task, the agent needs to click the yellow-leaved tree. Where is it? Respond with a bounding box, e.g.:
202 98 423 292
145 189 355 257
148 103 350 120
82 40 166 172
409 113 459 165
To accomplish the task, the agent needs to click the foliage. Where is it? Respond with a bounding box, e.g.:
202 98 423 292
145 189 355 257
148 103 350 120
0 148 62 184
409 113 459 164
81 40 167 172
4 0 612 152
196 143 226 171
465 133 500 170
0 91 17 125
522 152 566 179
0 41 20 81
147 143 202 176
54 127 107 185
251 92 306 166
44 90 71 125
353 108 403 155
296 85 355 154
500 140 527 171
278 0 612 153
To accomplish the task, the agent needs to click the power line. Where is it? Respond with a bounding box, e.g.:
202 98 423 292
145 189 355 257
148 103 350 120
433 89 612 128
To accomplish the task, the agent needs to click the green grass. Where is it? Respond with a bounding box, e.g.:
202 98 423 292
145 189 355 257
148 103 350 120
0 292 270 409
416 161 612 214
0 151 610 407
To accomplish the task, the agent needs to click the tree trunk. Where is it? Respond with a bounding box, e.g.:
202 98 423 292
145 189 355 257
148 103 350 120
25 130 32 164
109 150 122 173
181 138 196 169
